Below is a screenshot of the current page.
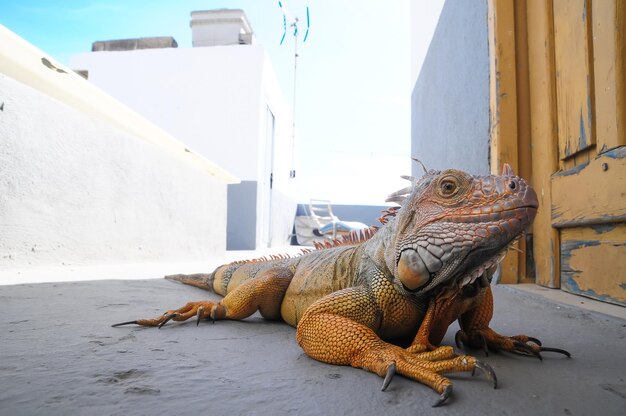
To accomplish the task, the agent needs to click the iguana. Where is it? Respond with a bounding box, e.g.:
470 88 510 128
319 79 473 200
113 164 569 406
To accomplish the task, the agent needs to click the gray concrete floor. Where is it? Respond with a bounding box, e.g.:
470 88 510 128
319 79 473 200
1 278 625 416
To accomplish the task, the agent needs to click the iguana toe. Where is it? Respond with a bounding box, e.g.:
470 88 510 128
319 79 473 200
158 312 179 329
456 328 571 360
112 301 222 328
511 340 542 360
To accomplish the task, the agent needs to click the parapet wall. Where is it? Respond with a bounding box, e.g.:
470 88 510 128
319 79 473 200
0 26 237 277
0 74 228 272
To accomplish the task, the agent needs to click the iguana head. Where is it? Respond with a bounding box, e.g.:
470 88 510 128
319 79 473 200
388 164 538 294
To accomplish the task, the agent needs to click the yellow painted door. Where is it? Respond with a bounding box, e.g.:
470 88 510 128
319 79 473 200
548 0 625 305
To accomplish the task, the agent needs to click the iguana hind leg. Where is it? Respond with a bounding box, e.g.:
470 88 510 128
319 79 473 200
296 288 496 407
455 287 571 359
112 267 293 328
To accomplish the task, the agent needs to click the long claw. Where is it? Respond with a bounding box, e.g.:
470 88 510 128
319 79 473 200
432 384 452 407
512 341 542 361
473 359 498 388
158 313 178 329
111 320 138 327
381 362 396 391
540 347 571 358
196 307 204 326
480 333 489 356
528 336 542 346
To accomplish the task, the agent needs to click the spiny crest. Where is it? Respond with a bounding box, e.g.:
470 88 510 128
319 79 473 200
311 204 406 250
229 161 431 263
377 206 400 225
312 225 379 250
227 249 312 265
385 158 438 206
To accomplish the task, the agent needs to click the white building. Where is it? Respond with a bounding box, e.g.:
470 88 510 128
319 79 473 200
0 25 236 279
71 9 297 250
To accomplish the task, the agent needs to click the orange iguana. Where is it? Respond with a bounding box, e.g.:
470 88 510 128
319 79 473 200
113 164 569 406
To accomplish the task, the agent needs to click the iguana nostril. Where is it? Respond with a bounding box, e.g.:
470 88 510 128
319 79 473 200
508 180 517 190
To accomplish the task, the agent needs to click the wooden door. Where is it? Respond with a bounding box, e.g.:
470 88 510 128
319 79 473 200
489 0 625 306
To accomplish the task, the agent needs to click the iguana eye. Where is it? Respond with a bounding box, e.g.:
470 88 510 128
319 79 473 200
440 179 458 196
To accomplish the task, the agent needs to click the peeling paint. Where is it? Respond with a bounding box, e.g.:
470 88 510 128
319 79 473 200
550 206 563 221
560 228 626 307
562 275 617 304
552 160 588 176
562 239 601 252
603 147 626 159
590 223 617 234
553 214 626 229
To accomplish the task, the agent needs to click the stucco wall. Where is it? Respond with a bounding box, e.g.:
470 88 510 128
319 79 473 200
410 0 446 88
410 0 490 176
71 46 266 181
71 45 297 250
0 74 228 272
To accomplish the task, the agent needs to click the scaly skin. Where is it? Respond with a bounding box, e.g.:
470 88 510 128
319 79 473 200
113 165 570 407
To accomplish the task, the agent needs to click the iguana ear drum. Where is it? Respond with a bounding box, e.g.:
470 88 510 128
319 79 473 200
398 249 431 290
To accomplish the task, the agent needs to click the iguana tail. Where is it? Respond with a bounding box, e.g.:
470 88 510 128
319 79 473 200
165 254 297 297
165 272 217 292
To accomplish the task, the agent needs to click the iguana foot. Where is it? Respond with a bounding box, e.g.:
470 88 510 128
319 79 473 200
455 328 571 360
381 347 498 407
361 346 497 407
297 309 497 407
112 301 225 328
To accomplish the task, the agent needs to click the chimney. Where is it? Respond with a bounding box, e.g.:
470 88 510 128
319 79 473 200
190 9 255 47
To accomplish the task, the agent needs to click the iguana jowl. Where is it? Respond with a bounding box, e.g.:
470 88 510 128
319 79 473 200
114 165 570 406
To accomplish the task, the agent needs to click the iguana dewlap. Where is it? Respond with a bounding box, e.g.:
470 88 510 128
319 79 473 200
113 165 569 407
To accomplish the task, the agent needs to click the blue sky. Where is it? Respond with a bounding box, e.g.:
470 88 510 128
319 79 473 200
1 0 411 204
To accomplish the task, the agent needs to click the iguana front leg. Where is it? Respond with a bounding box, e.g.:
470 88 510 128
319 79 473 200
296 287 496 407
112 267 293 328
455 286 571 359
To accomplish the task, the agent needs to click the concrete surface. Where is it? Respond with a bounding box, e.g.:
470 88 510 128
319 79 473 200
1 277 624 416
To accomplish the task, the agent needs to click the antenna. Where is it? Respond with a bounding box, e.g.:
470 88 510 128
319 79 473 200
278 1 310 179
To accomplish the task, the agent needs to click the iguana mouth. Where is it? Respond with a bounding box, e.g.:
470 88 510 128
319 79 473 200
446 205 538 225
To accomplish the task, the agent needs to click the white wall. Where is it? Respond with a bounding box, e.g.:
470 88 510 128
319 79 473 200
71 45 297 249
0 74 229 272
410 0 490 176
71 45 288 182
257 55 297 247
410 0 446 88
